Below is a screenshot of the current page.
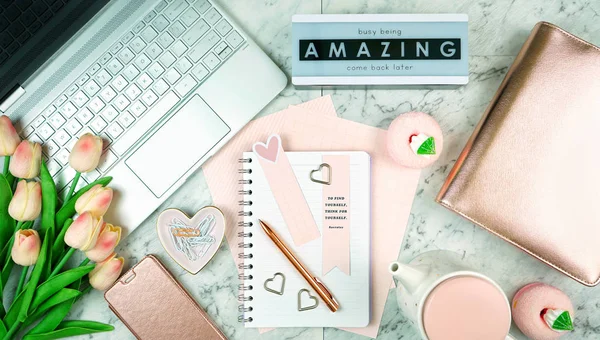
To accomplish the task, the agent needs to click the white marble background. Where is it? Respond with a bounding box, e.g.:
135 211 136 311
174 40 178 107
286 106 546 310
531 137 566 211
66 0 600 339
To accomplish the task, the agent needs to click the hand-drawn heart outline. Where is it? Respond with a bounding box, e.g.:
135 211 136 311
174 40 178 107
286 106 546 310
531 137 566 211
309 163 331 185
253 134 281 163
156 207 225 274
263 272 286 295
297 289 319 311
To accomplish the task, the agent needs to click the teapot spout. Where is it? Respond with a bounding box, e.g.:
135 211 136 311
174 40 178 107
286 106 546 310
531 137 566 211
389 261 429 294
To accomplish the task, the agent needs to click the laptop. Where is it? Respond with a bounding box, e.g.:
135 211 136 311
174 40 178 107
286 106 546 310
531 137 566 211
0 0 287 232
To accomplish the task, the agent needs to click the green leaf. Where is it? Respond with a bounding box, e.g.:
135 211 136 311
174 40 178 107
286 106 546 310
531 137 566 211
39 162 57 239
18 233 50 322
416 136 436 155
0 174 15 252
55 177 112 234
30 265 95 312
51 219 72 265
552 311 574 331
3 289 25 328
22 289 81 328
25 299 74 336
0 319 7 338
42 229 54 282
24 320 114 340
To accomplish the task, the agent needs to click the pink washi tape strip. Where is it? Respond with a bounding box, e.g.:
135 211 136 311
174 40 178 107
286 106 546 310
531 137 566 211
252 134 320 246
321 155 351 275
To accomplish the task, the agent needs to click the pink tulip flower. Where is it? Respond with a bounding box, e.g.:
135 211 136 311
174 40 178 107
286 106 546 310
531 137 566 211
64 212 103 251
0 116 20 156
69 133 103 173
8 180 42 221
85 223 121 262
11 229 41 266
89 253 124 290
75 184 113 217
9 141 42 179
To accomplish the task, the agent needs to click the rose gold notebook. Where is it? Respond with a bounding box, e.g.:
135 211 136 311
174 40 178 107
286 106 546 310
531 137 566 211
436 22 600 286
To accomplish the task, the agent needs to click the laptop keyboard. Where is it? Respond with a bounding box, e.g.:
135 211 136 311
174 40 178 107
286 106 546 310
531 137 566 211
0 0 69 65
19 0 245 199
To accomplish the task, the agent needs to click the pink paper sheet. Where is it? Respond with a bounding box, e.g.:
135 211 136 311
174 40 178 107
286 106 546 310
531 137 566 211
202 96 420 338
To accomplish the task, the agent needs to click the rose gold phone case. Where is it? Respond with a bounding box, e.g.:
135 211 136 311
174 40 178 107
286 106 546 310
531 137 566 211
437 22 600 286
105 255 227 339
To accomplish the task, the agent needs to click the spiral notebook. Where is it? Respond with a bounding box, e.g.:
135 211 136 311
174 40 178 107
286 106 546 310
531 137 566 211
239 151 371 328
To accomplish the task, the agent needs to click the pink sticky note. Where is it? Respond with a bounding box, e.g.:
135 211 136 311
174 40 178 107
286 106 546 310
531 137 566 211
321 155 351 275
253 135 321 246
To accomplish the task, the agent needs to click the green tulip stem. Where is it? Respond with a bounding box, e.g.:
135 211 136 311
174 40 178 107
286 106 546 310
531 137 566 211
15 265 28 296
3 156 9 176
63 171 81 207
80 258 90 267
49 247 76 278
15 220 23 230
3 321 21 340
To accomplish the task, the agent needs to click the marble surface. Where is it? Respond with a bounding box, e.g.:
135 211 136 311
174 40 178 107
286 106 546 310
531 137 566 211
70 0 600 339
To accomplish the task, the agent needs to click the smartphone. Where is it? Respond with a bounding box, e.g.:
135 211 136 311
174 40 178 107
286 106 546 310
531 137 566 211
105 255 227 340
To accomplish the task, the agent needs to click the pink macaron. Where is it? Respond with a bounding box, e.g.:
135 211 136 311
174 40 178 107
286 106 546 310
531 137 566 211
386 111 443 169
512 283 574 340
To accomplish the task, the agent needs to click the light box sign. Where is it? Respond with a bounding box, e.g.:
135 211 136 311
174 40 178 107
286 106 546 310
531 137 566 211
292 14 469 86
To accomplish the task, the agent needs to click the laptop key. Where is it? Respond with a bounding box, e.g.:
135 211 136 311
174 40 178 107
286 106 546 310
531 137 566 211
100 86 117 102
164 0 188 20
72 91 89 107
55 149 70 166
110 42 123 54
117 47 135 64
204 8 222 25
142 90 158 106
155 0 168 11
125 84 142 100
46 159 61 177
165 68 181 84
157 32 174 48
98 149 118 172
99 53 112 64
226 30 244 48
215 19 232 36
44 140 59 157
132 21 145 34
159 51 176 67
52 129 70 146
102 105 119 122
168 20 185 37
153 79 169 95
111 75 128 92
191 64 209 81
137 73 153 89
107 59 124 75
113 91 179 155
181 8 199 27
193 0 211 14
123 65 140 82
188 30 219 62
174 74 197 97
90 116 108 134
38 123 54 139
145 42 162 59
218 46 232 60
153 14 169 32
182 19 209 47
49 113 66 129
141 26 158 43
114 95 130 111
89 97 106 114
171 40 187 57
107 122 124 139
121 31 135 44
65 120 82 135
66 84 79 96
75 107 93 124
32 115 46 128
130 37 146 53
148 62 165 78
129 101 146 117
95 69 112 86
175 57 192 74
60 102 77 118
119 112 136 127
84 80 101 96
143 10 157 24
134 53 151 70
55 95 68 107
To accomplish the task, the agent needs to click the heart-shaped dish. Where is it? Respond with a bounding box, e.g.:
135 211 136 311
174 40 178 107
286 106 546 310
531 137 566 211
157 207 226 274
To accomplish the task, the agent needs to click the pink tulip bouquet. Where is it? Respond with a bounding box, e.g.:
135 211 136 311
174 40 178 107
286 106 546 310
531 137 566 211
0 116 124 339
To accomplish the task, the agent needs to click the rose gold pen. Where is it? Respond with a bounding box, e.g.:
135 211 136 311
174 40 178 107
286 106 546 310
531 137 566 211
259 219 340 312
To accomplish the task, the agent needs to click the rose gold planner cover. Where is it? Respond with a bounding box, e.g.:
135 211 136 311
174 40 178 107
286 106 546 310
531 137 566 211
105 255 227 339
436 22 600 286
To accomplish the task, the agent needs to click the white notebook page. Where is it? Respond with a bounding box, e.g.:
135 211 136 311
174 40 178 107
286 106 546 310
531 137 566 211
241 152 371 327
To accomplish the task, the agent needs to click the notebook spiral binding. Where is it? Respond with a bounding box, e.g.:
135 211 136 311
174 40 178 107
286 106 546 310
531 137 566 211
238 157 254 324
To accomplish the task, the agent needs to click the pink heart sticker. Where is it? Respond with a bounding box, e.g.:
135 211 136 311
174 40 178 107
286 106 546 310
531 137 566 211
253 134 281 163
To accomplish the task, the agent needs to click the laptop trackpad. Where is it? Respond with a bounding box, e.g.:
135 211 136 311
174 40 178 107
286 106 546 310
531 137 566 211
126 95 230 197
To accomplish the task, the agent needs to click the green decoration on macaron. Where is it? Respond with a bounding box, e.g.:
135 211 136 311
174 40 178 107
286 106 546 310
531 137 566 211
543 309 574 332
416 136 436 155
